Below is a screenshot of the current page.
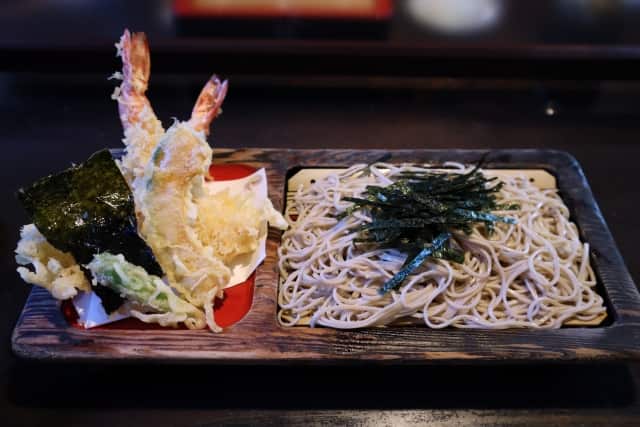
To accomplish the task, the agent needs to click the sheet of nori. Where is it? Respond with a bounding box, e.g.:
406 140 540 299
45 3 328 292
17 149 163 311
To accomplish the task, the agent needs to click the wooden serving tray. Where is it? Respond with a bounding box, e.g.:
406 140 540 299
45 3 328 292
11 149 640 363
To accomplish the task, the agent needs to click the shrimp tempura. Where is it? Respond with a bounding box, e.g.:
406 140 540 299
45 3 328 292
112 29 165 186
111 30 284 333
134 76 230 332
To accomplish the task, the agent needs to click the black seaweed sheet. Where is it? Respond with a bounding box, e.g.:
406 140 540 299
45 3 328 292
17 149 163 311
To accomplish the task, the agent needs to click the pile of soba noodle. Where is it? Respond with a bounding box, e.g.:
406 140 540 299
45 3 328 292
277 162 606 329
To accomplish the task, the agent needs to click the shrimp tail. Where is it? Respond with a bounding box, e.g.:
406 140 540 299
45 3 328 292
117 29 153 132
189 76 228 136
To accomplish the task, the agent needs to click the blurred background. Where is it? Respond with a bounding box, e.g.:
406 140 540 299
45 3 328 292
4 0 640 116
7 0 640 46
5 0 640 77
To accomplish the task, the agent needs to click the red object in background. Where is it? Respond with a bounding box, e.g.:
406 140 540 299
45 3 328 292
62 163 258 330
174 0 393 20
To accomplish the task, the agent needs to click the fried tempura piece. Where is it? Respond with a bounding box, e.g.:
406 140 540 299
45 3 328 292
112 29 165 186
15 224 90 300
134 77 229 331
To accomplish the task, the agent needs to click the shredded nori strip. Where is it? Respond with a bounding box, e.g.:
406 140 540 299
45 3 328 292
17 149 163 312
345 159 517 294
378 232 450 295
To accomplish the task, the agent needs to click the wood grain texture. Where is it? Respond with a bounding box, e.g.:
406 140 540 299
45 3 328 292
11 148 640 363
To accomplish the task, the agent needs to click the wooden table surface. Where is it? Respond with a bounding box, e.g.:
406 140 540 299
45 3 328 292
1 73 640 426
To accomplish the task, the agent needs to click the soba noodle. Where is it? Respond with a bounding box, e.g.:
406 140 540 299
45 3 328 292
277 162 606 329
